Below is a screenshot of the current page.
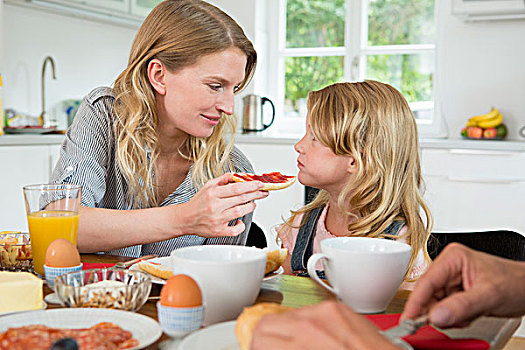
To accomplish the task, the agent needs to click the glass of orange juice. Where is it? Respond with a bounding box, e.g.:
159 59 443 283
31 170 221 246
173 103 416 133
23 184 82 276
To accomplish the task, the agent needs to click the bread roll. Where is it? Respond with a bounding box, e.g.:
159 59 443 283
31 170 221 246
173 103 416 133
235 302 292 350
137 260 173 280
264 248 288 275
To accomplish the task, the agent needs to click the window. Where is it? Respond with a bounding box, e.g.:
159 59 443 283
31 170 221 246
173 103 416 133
267 0 437 135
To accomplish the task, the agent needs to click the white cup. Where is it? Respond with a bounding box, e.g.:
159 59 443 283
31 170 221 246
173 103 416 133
307 237 411 314
170 245 266 325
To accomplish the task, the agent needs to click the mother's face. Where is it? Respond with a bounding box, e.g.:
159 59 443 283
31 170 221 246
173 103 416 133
149 47 247 140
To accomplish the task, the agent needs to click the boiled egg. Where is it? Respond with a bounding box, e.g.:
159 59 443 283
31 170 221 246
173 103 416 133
160 274 202 307
45 239 81 267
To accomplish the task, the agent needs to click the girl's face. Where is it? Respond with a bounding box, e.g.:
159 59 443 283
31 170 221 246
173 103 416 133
155 47 247 140
295 117 355 194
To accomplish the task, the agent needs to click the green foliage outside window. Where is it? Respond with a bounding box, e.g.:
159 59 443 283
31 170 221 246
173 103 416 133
284 0 435 116
285 56 344 114
366 53 434 103
286 0 345 48
368 0 435 46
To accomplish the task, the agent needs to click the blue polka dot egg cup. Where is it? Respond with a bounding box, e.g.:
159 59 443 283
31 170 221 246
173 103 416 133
157 301 204 338
44 263 83 291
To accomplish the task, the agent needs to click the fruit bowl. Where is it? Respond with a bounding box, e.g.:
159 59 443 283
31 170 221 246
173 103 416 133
461 108 507 140
55 268 152 311
461 136 505 141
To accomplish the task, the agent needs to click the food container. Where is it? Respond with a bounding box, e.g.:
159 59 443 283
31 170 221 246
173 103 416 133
157 301 204 337
44 263 83 291
55 268 151 311
0 232 33 272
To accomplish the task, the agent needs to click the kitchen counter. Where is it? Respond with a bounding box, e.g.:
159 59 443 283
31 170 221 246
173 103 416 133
1 133 525 151
0 134 66 146
236 131 525 151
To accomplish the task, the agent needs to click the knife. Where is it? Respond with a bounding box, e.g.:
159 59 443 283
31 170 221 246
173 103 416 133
381 314 428 341
114 254 158 269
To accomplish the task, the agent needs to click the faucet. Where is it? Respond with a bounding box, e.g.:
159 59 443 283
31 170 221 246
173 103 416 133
40 56 56 124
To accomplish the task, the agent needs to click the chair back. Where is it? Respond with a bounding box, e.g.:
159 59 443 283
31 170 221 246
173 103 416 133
246 222 267 249
427 230 525 261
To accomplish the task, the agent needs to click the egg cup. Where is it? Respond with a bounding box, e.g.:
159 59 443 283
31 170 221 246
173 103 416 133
156 301 204 338
44 263 83 291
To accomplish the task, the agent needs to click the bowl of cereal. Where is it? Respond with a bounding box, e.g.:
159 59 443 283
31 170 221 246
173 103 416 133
0 232 33 272
55 268 151 312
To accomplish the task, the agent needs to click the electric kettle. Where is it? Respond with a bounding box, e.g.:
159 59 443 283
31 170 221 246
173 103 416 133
242 94 275 132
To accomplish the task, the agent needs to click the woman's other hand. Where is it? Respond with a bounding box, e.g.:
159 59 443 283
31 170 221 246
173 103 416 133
176 173 269 238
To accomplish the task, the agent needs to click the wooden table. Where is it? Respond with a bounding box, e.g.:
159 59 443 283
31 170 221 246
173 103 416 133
43 254 521 349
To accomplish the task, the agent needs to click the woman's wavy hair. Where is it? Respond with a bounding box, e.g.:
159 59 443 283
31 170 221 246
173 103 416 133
112 0 257 208
283 81 432 279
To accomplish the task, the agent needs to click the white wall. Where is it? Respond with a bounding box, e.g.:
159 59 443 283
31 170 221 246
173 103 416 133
1 0 524 138
436 1 525 141
0 0 260 127
2 3 135 119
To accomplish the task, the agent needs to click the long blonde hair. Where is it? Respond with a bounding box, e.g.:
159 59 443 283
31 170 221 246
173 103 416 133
284 81 432 276
112 0 257 208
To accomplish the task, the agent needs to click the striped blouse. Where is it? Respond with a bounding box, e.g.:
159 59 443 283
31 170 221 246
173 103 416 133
50 87 255 258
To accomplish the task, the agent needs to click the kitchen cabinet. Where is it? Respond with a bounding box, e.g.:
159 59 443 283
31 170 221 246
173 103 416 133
0 139 62 232
71 0 128 12
421 148 525 235
131 0 163 17
5 0 163 27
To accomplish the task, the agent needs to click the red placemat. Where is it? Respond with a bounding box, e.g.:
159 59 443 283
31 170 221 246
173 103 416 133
366 313 490 350
82 262 116 270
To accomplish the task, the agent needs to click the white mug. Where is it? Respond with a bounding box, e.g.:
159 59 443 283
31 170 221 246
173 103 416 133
307 237 411 313
171 245 267 325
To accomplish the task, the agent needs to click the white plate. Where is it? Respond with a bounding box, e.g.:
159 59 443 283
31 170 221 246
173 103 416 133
0 301 47 316
264 266 284 280
130 256 172 284
0 308 162 349
179 321 239 350
130 257 284 285
176 319 412 350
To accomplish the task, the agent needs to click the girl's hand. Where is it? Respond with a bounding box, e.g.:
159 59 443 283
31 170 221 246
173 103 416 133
175 173 269 238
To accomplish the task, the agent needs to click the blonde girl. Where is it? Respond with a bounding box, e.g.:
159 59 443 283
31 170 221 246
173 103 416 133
51 0 268 257
279 80 431 281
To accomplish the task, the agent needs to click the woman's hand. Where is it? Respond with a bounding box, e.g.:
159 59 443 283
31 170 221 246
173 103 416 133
175 173 269 238
252 301 401 350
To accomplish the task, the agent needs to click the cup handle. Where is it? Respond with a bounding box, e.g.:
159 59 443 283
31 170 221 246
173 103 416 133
307 253 337 295
261 97 275 130
520 126 525 138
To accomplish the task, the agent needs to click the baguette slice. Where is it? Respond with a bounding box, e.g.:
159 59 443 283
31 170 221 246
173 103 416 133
137 259 173 280
235 303 293 350
264 248 288 275
231 172 296 191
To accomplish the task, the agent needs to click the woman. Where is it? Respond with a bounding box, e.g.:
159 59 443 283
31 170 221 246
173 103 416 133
50 0 267 257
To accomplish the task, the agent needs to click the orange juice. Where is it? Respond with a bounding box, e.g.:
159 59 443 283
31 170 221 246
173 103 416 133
27 210 79 275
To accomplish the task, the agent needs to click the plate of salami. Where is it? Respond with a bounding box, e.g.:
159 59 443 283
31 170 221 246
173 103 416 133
231 172 296 191
0 308 162 349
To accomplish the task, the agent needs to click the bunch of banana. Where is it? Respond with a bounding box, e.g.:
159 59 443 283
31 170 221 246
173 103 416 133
461 107 507 140
466 107 504 128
